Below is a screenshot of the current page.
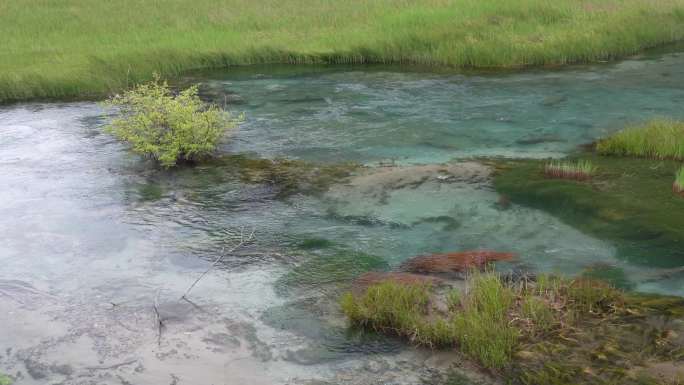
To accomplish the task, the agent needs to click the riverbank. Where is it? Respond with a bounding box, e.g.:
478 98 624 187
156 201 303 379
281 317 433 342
3 0 684 102
342 271 684 385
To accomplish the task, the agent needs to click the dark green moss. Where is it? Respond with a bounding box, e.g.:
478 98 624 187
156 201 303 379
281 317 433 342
137 182 164 201
493 154 684 267
276 250 388 294
582 263 634 291
213 154 359 198
296 237 336 250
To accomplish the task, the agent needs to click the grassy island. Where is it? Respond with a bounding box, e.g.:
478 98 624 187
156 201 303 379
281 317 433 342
342 272 684 385
2 0 684 102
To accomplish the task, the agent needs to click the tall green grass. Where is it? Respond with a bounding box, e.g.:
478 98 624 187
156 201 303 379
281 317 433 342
452 273 518 369
2 0 684 102
596 119 684 160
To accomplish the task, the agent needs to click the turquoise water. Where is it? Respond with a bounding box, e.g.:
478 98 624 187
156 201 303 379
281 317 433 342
1 48 684 384
195 48 684 164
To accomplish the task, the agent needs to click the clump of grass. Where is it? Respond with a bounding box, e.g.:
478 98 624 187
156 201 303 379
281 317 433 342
340 281 450 346
544 160 597 180
3 0 684 102
452 272 518 369
565 277 623 314
104 75 239 167
341 272 628 372
520 296 556 334
0 373 11 385
674 166 684 195
596 119 684 160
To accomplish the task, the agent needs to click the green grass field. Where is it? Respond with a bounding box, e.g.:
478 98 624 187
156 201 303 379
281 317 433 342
2 0 684 102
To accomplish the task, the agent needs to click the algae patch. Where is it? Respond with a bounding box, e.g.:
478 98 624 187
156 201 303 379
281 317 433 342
493 155 684 267
216 154 359 198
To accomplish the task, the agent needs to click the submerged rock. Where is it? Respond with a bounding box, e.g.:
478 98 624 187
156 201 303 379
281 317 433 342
400 251 515 275
327 162 491 199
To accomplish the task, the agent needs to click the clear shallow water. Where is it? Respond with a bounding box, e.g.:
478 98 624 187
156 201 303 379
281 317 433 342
1 49 684 384
194 48 684 164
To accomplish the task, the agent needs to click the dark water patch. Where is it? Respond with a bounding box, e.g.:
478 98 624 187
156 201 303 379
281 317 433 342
295 237 336 250
262 298 403 363
581 263 635 291
275 250 389 296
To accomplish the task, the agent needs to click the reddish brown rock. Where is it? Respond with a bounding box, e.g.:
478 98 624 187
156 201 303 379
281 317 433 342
352 272 442 293
400 250 515 274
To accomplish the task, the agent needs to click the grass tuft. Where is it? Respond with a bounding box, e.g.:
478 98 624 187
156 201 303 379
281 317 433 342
340 281 445 346
675 166 684 195
452 272 518 369
596 119 684 160
544 160 597 180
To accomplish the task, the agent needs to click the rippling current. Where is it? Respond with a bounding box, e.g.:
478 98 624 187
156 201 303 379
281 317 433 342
1 46 684 384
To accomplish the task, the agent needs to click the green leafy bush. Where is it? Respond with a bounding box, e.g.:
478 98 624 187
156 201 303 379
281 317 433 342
104 75 238 167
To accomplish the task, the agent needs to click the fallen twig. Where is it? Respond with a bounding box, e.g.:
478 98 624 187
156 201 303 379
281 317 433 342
180 226 255 301
86 359 138 371
153 289 165 347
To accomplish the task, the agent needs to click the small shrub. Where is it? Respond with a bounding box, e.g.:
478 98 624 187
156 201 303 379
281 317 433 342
104 75 238 167
674 166 684 195
0 373 11 385
596 119 684 160
544 160 596 180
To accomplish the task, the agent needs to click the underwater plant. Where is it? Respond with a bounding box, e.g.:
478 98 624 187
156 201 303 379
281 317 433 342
543 160 597 180
597 119 684 160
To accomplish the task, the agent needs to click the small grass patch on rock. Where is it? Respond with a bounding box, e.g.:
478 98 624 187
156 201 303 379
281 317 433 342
674 166 684 195
596 119 684 161
342 272 684 384
544 160 596 180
